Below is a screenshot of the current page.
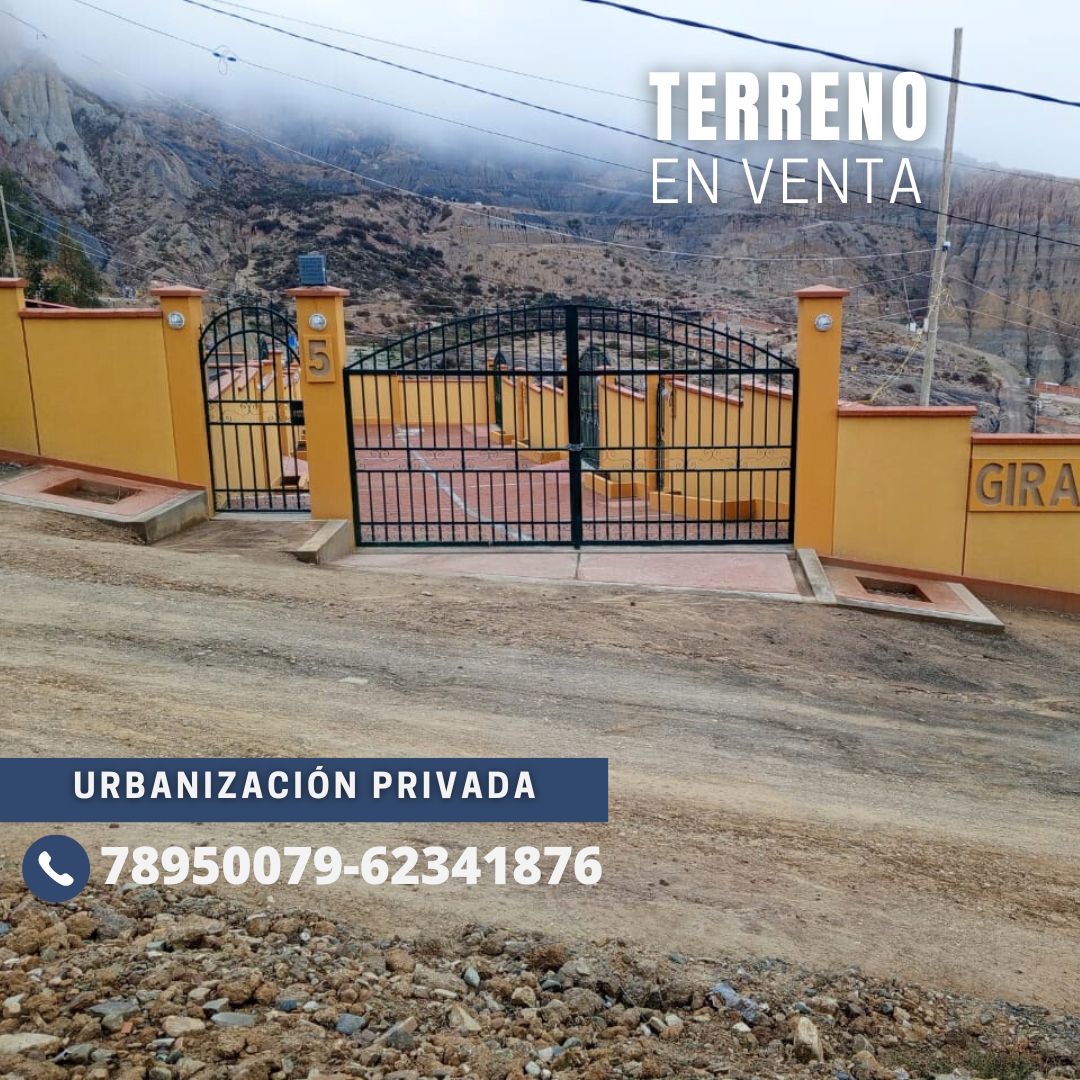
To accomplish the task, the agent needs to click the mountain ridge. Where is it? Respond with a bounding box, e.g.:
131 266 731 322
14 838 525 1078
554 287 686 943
1 58 1078 414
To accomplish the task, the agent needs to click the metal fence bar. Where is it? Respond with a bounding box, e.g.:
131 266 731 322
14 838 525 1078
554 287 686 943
344 303 796 547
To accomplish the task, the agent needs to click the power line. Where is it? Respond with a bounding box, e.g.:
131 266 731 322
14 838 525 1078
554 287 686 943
209 0 656 109
847 307 926 326
0 5 677 202
10 202 219 289
8 0 1070 337
946 294 1080 338
1 7 46 35
206 0 1080 189
47 6 937 268
155 0 1080 250
758 267 931 304
56 1 774 222
8 221 222 301
578 0 1080 109
7 214 233 301
237 59 655 178
947 275 1080 334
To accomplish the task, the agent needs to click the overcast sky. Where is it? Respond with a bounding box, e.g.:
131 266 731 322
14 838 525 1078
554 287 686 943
4 0 1079 180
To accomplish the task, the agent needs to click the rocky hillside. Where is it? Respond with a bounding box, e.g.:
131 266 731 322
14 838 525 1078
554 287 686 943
0 880 1076 1080
1 58 1079 422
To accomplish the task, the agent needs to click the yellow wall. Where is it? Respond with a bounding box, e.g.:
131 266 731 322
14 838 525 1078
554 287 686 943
964 439 1080 592
833 410 974 575
495 374 524 442
0 282 39 454
350 374 494 428
3 277 1079 598
401 375 492 427
597 376 648 475
22 313 178 479
742 382 793 447
153 286 212 499
525 380 567 452
349 373 398 424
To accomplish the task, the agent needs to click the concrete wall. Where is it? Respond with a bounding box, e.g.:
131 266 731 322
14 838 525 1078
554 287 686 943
400 375 493 427
0 280 215 490
597 376 648 477
3 275 1078 598
831 412 1080 594
524 380 567 458
833 407 975 576
963 435 1080 593
20 308 178 479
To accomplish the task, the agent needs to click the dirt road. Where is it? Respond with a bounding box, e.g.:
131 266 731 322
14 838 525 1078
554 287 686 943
0 505 1077 1011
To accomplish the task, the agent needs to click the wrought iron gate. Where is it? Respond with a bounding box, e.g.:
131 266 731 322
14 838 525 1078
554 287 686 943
579 343 605 471
344 304 797 546
200 303 307 511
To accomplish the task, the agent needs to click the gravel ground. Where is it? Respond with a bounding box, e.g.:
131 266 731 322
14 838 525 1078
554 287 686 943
0 881 1076 1080
0 502 1077 1071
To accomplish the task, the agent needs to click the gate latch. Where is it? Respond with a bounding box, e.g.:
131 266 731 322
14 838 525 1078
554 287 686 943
566 442 583 452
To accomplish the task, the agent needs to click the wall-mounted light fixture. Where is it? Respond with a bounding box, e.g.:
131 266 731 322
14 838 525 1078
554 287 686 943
166 311 186 330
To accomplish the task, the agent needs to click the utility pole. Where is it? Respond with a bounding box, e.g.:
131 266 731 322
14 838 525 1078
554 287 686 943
0 185 19 279
920 27 963 406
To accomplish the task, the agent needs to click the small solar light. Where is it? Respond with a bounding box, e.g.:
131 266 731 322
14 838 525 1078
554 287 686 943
166 311 186 330
814 313 834 332
308 313 328 331
298 252 328 287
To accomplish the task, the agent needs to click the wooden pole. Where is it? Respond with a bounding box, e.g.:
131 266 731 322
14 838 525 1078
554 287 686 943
919 27 963 405
0 186 19 279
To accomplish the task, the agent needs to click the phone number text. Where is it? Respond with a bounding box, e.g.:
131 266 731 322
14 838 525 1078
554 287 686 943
101 845 602 886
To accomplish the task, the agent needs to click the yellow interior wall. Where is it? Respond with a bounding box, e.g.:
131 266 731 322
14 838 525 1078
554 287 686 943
525 381 567 450
0 290 39 454
23 316 177 479
401 376 492 426
349 374 398 424
964 441 1080 592
833 414 972 575
597 378 646 474
738 385 793 516
742 384 793 446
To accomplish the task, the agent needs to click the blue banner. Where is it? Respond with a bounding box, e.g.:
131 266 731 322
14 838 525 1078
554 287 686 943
0 758 608 823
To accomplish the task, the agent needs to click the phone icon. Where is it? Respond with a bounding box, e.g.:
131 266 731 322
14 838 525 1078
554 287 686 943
22 835 91 903
38 850 75 888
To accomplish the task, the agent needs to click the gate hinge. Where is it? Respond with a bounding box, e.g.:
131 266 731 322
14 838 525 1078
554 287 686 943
566 442 583 452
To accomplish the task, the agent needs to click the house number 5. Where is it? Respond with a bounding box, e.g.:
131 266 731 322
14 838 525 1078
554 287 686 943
306 338 335 382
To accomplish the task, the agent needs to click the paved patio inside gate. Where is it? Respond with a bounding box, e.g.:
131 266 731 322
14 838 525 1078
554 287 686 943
351 423 790 545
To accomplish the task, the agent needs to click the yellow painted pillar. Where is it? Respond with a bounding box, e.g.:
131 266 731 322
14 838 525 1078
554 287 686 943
0 278 39 454
285 285 354 521
151 286 213 501
792 284 849 553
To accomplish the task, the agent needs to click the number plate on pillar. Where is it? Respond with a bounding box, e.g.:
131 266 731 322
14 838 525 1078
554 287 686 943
305 337 335 383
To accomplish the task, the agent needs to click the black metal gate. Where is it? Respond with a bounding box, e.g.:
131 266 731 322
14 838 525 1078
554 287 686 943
200 303 307 512
579 343 605 471
344 304 797 546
